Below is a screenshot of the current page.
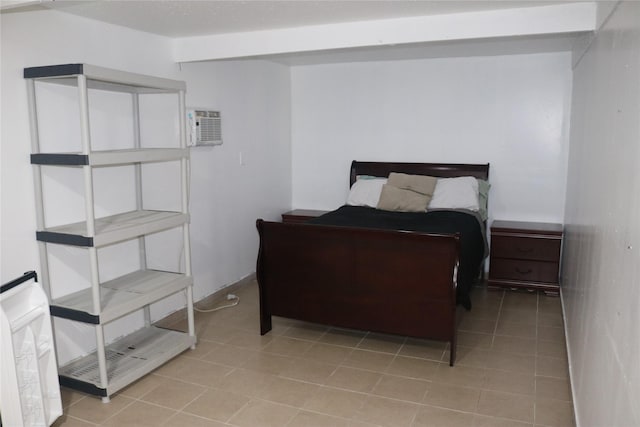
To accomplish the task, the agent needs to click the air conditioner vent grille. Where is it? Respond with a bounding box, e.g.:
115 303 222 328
187 109 222 146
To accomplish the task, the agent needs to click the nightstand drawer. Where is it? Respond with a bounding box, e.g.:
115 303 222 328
489 258 559 283
491 235 561 262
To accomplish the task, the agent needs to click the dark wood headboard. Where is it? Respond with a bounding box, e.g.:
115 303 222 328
350 161 490 187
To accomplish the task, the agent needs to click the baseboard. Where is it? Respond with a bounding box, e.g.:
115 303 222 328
560 287 580 427
155 273 256 327
196 272 256 309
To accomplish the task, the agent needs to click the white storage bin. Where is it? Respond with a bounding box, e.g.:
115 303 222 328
1 271 62 427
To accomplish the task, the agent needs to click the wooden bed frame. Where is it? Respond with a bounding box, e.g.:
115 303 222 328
256 161 490 366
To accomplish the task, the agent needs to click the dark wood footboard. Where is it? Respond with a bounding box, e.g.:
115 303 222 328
256 219 461 366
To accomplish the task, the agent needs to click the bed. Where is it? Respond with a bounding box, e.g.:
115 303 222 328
256 161 489 366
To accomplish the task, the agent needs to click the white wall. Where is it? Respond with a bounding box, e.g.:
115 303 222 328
562 2 640 426
290 53 572 224
1 9 175 282
177 60 291 301
1 9 291 362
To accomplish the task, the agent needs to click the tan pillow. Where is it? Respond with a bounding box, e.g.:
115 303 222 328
388 173 437 196
376 184 431 212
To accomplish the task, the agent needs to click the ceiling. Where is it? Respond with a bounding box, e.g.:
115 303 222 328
6 0 586 38
2 0 594 65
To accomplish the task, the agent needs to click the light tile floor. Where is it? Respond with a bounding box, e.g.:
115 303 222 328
53 281 574 426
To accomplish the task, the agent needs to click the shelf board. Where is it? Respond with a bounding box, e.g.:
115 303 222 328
37 210 189 247
58 326 196 397
31 148 188 167
24 63 186 94
51 270 192 324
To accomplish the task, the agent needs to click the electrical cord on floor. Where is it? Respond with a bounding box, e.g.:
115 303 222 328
194 293 240 313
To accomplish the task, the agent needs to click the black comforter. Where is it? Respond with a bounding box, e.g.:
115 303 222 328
308 205 486 309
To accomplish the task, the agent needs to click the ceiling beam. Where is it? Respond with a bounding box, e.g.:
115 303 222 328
173 2 596 63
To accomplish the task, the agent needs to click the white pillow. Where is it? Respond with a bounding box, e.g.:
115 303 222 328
346 178 387 207
428 176 480 211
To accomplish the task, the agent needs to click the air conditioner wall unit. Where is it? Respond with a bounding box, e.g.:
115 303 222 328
187 109 222 146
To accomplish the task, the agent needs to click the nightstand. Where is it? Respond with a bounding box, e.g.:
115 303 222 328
281 209 329 224
488 220 563 295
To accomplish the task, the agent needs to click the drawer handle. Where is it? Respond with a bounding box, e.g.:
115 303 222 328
516 247 533 253
516 268 533 275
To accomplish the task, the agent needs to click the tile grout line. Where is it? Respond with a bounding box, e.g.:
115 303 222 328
490 289 506 346
534 291 540 426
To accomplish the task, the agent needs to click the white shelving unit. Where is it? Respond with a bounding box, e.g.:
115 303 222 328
25 63 196 402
